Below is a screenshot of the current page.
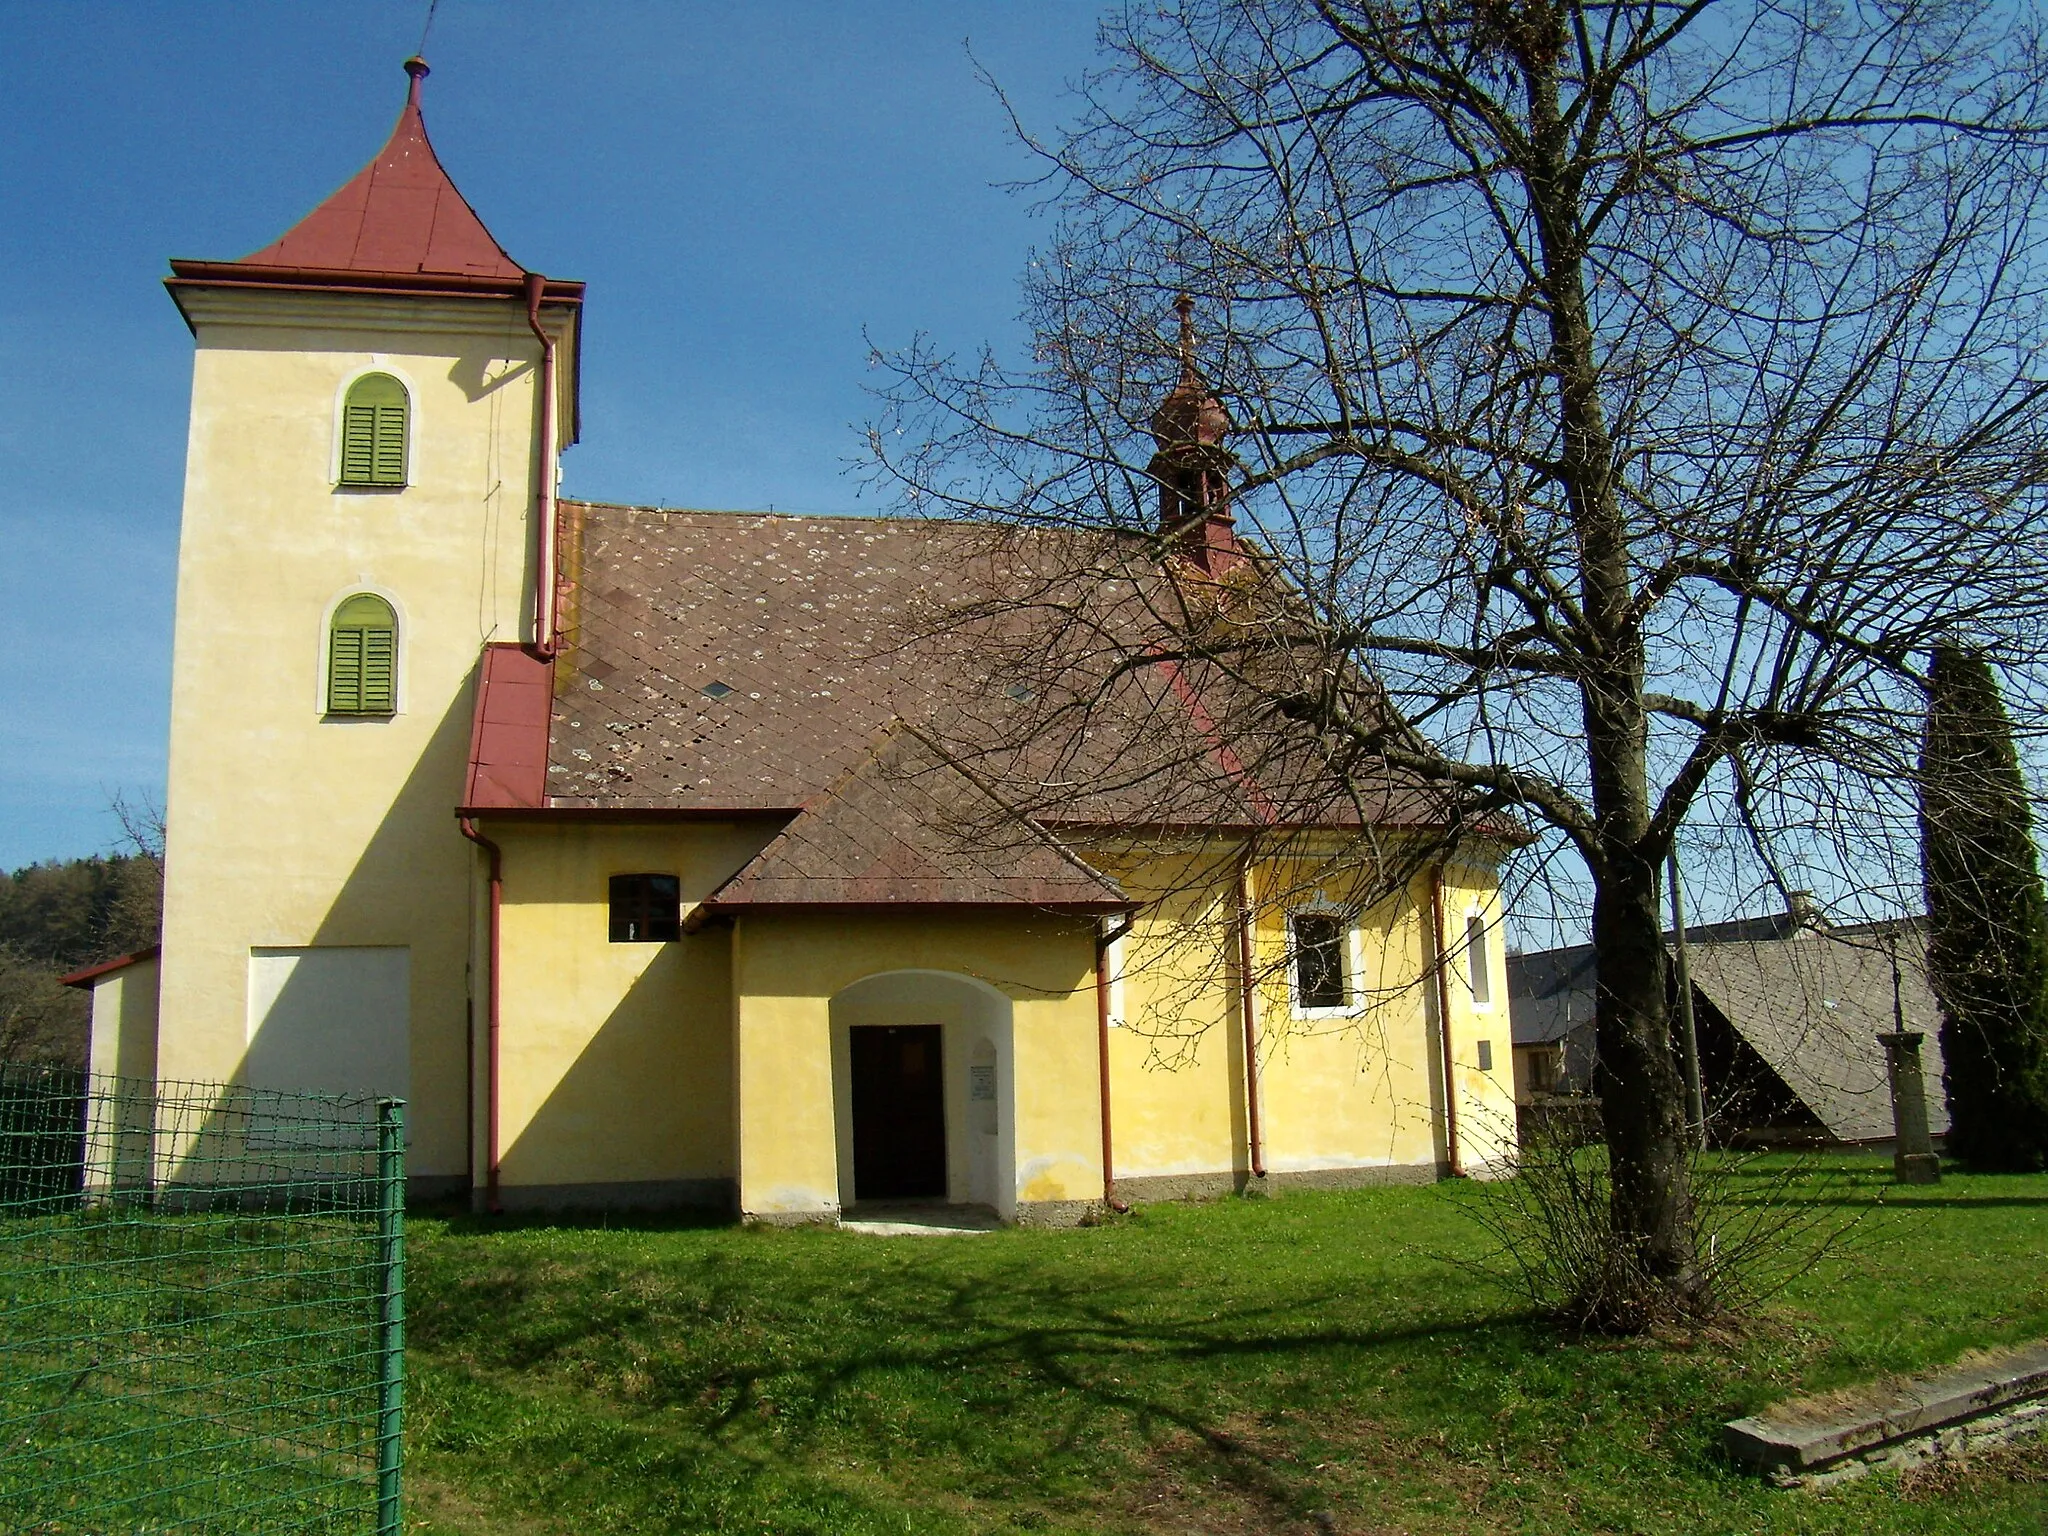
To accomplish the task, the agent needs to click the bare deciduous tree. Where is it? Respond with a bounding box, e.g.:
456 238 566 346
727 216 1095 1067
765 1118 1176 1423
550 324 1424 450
870 0 2048 1320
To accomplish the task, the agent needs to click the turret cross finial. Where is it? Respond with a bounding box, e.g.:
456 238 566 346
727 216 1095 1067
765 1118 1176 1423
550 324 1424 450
1175 293 1197 379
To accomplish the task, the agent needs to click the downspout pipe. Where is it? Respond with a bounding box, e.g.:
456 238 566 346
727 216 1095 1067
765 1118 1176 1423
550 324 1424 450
1236 847 1266 1182
458 817 504 1213
1095 917 1133 1214
523 271 560 661
1429 869 1463 1178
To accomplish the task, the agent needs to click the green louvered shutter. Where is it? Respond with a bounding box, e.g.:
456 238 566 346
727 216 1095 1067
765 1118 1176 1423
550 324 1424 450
360 625 396 713
328 595 398 714
339 374 409 486
328 627 365 713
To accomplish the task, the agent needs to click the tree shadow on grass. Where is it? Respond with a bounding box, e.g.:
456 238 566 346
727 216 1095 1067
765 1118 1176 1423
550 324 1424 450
411 1238 1527 1534
1778 1193 2048 1210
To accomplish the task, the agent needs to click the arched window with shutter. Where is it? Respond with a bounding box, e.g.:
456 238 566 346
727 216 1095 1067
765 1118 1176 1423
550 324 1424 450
327 594 398 715
338 373 409 487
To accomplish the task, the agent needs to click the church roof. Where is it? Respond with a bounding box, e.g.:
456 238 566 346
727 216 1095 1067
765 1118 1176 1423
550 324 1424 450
461 501 1476 908
702 726 1129 912
512 502 1451 827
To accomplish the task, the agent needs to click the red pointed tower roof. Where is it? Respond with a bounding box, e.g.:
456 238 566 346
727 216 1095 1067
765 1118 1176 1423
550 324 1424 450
169 58 583 310
240 57 522 280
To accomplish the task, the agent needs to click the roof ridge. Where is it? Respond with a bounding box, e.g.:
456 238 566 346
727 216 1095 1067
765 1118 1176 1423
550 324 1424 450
561 501 966 527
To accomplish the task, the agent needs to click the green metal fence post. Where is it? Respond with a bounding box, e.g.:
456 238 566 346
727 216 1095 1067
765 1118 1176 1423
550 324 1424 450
376 1098 406 1536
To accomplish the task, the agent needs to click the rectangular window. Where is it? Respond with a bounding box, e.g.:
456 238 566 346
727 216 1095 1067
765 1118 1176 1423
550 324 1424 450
609 874 681 943
1476 1038 1494 1072
1291 913 1347 1011
1465 914 1492 1006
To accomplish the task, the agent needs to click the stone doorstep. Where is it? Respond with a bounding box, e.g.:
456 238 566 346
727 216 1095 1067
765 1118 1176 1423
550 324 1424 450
1724 1342 2048 1485
837 1203 1003 1237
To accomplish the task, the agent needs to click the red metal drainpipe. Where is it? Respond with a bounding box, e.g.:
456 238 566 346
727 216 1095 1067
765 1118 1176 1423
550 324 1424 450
458 817 504 1213
1095 917 1132 1214
522 272 561 661
1429 868 1463 1178
1236 846 1266 1182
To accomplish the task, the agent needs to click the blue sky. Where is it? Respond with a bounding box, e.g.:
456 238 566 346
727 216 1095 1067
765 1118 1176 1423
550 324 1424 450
0 2 1104 870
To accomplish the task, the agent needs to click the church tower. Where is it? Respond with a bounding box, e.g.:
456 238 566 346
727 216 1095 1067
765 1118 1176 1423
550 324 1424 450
155 59 581 1191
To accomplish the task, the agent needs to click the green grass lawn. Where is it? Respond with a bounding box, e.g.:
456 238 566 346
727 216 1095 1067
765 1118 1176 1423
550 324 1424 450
405 1156 2048 1535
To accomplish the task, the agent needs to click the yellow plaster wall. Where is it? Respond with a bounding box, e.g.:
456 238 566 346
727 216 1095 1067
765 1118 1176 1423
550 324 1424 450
86 958 161 1086
1436 865 1519 1174
731 911 1099 1220
491 819 775 1196
83 958 160 1199
1249 866 1444 1177
1101 851 1247 1182
1094 839 1517 1189
156 290 569 1179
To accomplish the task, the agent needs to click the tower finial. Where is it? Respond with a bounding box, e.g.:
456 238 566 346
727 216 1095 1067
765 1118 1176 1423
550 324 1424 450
1175 292 1197 379
404 55 430 108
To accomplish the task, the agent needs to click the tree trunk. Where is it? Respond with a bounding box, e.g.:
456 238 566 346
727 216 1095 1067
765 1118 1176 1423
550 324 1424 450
1521 33 1703 1306
1589 838 1702 1293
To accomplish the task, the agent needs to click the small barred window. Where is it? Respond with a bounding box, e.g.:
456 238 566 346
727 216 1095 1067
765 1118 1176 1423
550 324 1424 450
609 874 681 943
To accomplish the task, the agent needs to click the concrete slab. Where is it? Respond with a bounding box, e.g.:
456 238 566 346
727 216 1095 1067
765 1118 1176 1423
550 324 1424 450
839 1204 1001 1237
1725 1341 2048 1482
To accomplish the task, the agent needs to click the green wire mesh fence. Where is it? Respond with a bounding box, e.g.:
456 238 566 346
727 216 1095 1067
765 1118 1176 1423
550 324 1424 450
0 1065 404 1535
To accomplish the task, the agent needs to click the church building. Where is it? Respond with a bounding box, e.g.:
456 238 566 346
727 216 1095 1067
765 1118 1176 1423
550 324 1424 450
77 59 1517 1222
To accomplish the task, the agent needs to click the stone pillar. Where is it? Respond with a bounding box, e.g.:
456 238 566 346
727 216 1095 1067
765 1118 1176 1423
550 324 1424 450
1879 1031 1941 1184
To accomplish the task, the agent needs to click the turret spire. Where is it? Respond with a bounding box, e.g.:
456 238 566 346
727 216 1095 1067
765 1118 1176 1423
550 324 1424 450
1148 294 1239 576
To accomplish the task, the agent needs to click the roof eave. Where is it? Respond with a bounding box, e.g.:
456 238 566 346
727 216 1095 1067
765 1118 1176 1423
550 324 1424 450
61 945 162 990
697 897 1138 918
163 262 585 333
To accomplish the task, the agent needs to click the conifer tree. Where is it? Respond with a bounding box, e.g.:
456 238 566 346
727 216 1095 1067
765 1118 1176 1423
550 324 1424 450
1920 644 2048 1171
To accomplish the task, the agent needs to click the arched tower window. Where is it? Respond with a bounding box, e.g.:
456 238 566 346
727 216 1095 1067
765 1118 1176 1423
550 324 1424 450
339 373 409 487
327 595 398 715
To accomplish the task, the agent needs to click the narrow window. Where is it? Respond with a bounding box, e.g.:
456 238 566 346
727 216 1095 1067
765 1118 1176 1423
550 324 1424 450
1465 914 1492 1006
1291 913 1347 1011
339 373 409 486
609 874 681 943
326 594 397 715
1476 1038 1494 1072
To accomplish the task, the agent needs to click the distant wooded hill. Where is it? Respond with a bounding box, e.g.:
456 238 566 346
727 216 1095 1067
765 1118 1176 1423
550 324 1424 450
1 853 162 1067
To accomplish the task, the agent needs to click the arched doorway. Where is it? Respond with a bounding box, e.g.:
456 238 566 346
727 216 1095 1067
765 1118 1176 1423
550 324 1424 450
829 971 1014 1217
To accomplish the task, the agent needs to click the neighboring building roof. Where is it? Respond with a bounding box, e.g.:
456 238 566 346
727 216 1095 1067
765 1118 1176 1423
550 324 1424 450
539 502 1454 832
1506 917 1949 1142
1506 942 1596 1047
60 946 161 990
1684 922 1948 1143
703 727 1129 912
